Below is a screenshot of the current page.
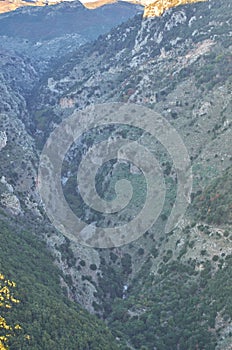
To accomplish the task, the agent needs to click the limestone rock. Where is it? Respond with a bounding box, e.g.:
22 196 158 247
1 192 22 215
0 131 7 151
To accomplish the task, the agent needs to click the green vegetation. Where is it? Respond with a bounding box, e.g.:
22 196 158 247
107 256 232 349
193 166 232 225
1 1 231 349
0 274 25 350
0 220 119 350
195 51 232 91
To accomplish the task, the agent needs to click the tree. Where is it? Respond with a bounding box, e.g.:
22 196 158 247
0 273 29 350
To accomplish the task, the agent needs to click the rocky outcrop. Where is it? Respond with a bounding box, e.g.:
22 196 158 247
0 176 22 215
0 131 7 151
1 191 22 215
143 0 207 17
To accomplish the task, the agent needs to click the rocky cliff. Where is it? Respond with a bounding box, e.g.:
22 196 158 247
143 0 207 17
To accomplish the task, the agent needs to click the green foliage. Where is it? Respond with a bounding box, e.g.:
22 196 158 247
121 254 132 276
108 261 218 349
97 263 123 316
195 51 232 90
193 166 232 225
90 264 97 271
137 248 144 256
0 221 119 350
105 245 232 350
110 252 118 263
79 260 86 267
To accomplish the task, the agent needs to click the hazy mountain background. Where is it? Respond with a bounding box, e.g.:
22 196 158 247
0 1 142 71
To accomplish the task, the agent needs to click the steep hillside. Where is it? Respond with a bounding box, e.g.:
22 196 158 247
0 219 119 350
0 1 142 72
0 0 63 14
0 0 231 349
84 0 207 18
193 166 232 226
27 0 232 347
0 1 141 41
32 0 231 184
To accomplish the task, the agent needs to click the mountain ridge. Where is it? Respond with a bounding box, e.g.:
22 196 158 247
0 0 208 17
0 1 141 74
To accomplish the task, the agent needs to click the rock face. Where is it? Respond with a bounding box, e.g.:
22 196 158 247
0 176 22 216
85 0 208 18
143 0 207 17
0 131 7 151
1 192 22 215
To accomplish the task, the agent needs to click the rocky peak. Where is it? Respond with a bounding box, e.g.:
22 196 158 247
143 0 207 17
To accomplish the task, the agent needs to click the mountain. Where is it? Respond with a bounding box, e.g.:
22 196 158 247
0 0 231 348
84 0 207 18
142 0 207 17
0 0 207 18
0 1 142 71
0 220 119 349
0 0 67 14
0 1 141 41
